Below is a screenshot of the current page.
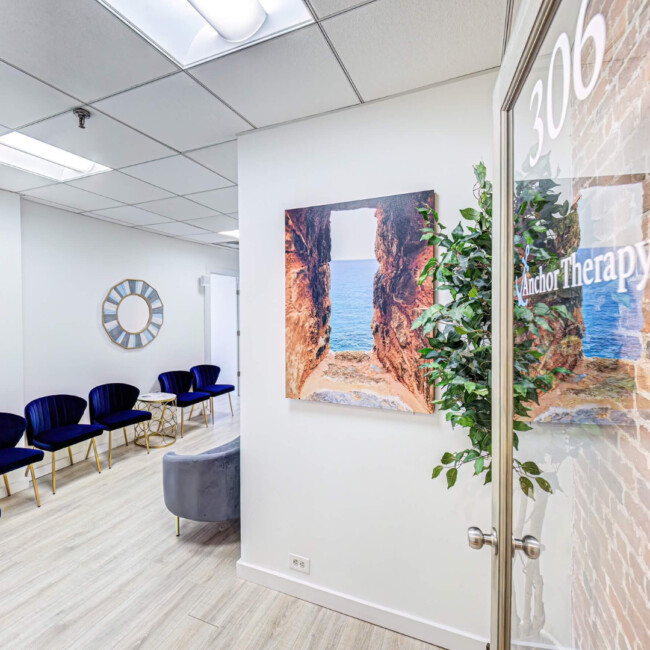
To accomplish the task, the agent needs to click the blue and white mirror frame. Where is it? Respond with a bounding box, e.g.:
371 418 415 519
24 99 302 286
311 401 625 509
102 279 164 349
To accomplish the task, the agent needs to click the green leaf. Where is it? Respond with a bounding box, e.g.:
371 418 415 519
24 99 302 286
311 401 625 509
460 208 482 221
446 467 458 489
432 465 444 479
441 452 456 465
474 457 485 475
521 461 541 475
519 476 535 499
535 477 553 493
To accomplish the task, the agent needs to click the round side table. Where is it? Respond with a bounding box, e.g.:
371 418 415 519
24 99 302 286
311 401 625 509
134 392 178 451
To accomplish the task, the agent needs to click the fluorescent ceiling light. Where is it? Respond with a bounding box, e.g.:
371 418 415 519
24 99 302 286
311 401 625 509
0 132 110 181
187 0 266 43
97 0 313 68
219 229 240 239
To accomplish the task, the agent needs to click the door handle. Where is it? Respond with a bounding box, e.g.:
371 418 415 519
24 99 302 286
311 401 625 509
513 534 541 560
468 527 541 560
467 526 497 553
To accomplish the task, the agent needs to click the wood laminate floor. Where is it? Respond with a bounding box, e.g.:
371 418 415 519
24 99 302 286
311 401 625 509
0 398 439 650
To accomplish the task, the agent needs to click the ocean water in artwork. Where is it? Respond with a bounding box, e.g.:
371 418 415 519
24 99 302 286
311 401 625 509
578 247 643 360
330 258 378 351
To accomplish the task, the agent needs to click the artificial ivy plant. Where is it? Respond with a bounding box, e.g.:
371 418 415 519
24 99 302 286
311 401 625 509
412 161 575 497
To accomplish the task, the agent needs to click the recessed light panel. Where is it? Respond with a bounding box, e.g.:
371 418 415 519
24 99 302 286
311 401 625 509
0 132 110 181
97 0 313 68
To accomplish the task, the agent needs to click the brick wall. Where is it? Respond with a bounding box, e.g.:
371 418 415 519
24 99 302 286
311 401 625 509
570 0 649 648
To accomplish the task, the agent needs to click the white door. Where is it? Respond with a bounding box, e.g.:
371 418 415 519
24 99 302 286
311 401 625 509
210 273 239 392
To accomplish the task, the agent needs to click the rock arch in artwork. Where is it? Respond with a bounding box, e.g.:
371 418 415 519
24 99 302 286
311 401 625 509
285 190 435 413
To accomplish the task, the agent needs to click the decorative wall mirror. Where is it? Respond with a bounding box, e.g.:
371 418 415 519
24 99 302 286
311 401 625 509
102 279 163 349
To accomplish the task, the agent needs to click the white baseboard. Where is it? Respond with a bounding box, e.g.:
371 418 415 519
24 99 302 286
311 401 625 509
236 560 487 650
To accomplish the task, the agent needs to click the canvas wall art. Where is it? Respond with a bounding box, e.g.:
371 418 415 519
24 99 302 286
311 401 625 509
285 190 435 413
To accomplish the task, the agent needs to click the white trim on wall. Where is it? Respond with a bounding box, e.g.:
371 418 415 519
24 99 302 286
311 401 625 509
236 560 487 650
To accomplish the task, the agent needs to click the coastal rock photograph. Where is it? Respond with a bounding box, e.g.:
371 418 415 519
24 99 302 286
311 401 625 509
285 191 435 413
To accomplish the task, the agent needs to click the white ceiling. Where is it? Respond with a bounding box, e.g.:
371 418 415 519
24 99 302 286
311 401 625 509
0 0 507 248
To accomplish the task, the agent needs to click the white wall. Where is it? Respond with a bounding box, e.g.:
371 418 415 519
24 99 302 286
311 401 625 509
0 190 24 413
238 71 496 648
15 199 237 480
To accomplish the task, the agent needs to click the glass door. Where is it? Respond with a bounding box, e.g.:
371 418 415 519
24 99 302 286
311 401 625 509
487 0 649 648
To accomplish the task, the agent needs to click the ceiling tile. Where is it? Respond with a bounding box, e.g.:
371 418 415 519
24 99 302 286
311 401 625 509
310 0 374 18
0 165 54 192
121 155 232 195
23 184 123 212
69 171 173 204
182 232 234 244
184 214 238 232
191 25 359 127
84 212 133 226
135 196 216 220
20 110 174 169
0 0 177 102
0 62 77 129
143 221 209 237
185 140 238 182
94 72 250 151
185 187 238 213
323 0 505 100
89 205 173 226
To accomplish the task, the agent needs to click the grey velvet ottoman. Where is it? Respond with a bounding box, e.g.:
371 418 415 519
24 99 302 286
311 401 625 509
162 436 240 536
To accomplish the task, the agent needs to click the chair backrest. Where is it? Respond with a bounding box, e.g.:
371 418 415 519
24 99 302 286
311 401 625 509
89 383 140 422
158 371 193 395
0 413 27 449
24 395 87 444
190 365 220 390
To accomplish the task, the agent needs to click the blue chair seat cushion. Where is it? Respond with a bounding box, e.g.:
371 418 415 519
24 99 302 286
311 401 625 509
33 423 104 451
0 447 45 473
176 392 210 408
96 409 152 430
200 384 235 397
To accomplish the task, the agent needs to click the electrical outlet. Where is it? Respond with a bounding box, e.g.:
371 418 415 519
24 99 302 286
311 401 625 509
289 553 310 574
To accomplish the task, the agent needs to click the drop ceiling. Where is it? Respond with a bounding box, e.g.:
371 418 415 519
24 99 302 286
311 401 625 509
0 0 507 249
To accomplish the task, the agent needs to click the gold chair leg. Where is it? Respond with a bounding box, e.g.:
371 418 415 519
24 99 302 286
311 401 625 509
108 430 113 469
68 447 74 465
228 393 234 416
211 397 214 424
28 465 41 507
91 438 101 474
123 427 129 446
52 453 56 494
175 516 180 537
202 401 209 428
189 405 194 420
85 441 92 460
181 409 184 438
3 474 11 497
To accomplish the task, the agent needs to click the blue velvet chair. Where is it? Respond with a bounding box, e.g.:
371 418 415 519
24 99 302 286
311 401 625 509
89 383 152 467
24 395 104 494
158 371 210 438
163 437 240 536
190 365 235 422
0 413 43 508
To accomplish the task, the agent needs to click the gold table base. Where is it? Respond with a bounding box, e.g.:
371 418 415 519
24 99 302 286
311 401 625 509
134 398 178 450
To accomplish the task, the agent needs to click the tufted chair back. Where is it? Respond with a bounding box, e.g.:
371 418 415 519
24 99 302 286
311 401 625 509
89 383 140 423
24 395 87 444
190 365 221 390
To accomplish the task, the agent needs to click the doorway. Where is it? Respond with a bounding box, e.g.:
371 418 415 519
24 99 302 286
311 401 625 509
487 1 650 648
208 273 239 394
